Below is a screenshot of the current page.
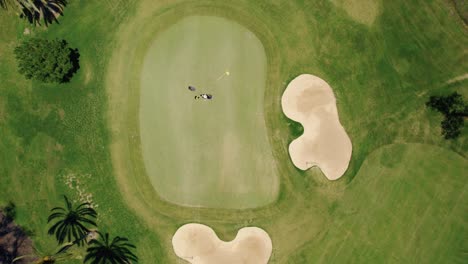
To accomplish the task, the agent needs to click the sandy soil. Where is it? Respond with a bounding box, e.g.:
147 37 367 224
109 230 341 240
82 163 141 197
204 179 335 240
281 74 352 180
447 73 468 84
0 212 35 264
330 0 380 25
172 223 272 264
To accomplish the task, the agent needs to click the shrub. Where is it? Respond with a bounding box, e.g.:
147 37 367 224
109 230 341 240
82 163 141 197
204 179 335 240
14 38 79 83
426 92 466 139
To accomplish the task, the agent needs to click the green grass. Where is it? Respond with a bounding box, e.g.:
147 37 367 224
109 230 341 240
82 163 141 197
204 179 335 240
0 0 166 261
139 16 278 208
0 0 466 263
288 143 467 263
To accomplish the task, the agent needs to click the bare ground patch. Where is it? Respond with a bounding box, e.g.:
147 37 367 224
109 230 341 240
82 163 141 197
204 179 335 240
330 0 380 25
0 209 35 264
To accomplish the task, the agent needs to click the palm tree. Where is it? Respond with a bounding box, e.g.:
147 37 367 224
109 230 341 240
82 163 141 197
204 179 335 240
0 0 16 9
18 0 67 26
84 232 138 264
0 0 67 26
47 195 97 246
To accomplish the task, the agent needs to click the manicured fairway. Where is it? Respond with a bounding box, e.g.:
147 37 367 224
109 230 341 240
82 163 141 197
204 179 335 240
288 144 468 263
139 16 278 208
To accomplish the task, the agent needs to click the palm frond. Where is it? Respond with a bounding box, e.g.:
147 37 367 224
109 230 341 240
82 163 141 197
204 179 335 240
76 202 92 211
77 217 97 227
16 0 68 27
0 0 14 9
63 195 72 210
47 211 65 222
47 220 63 235
50 206 66 212
76 207 98 219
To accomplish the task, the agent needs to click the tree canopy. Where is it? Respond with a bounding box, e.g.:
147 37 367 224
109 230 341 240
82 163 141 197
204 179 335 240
426 92 467 139
14 38 79 83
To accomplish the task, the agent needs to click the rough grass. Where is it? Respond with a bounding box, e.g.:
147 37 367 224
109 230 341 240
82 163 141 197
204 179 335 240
0 0 466 263
288 143 468 263
0 1 165 262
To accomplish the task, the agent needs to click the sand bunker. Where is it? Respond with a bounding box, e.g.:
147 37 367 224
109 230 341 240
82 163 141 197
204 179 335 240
281 74 352 180
172 223 272 264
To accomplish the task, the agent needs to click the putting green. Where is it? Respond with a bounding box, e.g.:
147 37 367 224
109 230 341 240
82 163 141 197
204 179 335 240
139 16 279 209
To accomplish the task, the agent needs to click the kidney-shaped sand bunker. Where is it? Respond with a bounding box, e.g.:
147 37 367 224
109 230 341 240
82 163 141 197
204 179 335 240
282 74 352 180
172 223 272 264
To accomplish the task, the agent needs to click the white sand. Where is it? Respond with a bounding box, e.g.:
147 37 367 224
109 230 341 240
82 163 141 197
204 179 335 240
281 74 352 180
172 223 272 264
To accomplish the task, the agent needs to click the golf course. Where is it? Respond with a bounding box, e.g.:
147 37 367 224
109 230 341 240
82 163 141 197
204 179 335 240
0 0 467 263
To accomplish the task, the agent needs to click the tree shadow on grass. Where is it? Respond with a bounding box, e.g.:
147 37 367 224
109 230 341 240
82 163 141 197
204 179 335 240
0 202 35 264
62 47 80 83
